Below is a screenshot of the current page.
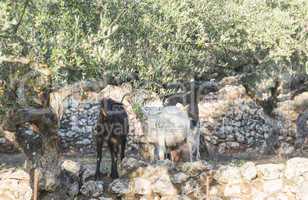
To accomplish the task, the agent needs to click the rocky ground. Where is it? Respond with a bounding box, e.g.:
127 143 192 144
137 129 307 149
1 153 308 200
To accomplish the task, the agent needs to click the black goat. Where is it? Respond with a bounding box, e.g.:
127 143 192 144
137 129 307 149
95 98 128 179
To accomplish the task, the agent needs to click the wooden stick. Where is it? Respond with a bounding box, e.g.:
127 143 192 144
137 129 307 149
33 168 39 200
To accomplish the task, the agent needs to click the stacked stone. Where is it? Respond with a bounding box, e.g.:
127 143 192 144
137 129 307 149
2 157 308 200
211 157 308 200
199 83 274 154
59 98 100 153
63 157 308 200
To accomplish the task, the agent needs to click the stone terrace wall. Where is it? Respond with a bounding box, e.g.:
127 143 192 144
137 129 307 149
60 157 308 199
199 83 282 156
57 81 280 154
210 157 308 200
1 78 306 155
58 99 100 153
198 77 308 157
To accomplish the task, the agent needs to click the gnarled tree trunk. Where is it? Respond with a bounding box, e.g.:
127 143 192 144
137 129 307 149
1 107 61 195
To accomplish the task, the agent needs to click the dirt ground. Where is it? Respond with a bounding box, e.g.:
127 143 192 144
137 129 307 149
1 150 308 172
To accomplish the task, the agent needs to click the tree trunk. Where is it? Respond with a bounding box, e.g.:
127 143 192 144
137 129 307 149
1 107 61 193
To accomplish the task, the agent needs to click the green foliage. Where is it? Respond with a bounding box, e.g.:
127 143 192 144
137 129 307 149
0 0 307 116
132 102 145 121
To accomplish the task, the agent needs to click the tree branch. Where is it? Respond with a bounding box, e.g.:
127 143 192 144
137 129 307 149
2 107 58 132
13 0 31 34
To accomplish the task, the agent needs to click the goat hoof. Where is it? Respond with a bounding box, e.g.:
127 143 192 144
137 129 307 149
95 173 101 180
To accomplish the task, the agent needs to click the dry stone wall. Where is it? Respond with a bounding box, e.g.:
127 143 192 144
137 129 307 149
58 99 100 153
199 84 279 156
56 81 279 155
1 78 306 156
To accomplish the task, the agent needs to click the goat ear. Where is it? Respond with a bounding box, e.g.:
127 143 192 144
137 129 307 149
100 108 108 118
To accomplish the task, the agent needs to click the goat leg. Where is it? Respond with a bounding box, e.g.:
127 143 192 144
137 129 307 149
95 136 103 180
120 137 126 160
109 142 119 179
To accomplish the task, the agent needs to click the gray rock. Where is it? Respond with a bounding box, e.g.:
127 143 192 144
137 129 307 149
71 115 78 122
80 139 91 145
61 160 81 177
247 137 255 145
72 126 82 132
86 126 93 133
80 181 104 197
227 142 240 149
181 179 200 196
0 138 6 144
279 142 295 155
171 172 189 184
121 157 147 174
235 133 245 143
68 182 79 197
109 178 130 195
81 164 96 182
216 131 226 139
226 133 235 141
218 143 227 154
